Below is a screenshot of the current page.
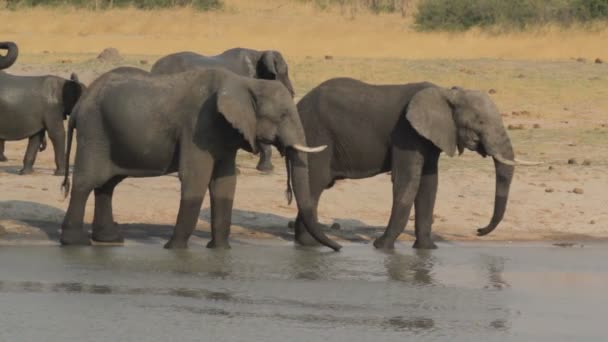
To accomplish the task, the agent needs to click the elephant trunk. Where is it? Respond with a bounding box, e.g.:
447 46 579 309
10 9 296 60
279 76 296 98
478 133 515 236
0 42 18 70
285 148 341 251
278 115 341 251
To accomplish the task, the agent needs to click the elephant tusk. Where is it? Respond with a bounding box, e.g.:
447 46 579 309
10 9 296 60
493 154 543 166
514 158 544 166
292 144 327 153
493 154 516 166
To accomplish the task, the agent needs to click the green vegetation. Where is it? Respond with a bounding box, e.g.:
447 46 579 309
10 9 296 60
415 0 608 31
4 0 223 10
300 0 410 14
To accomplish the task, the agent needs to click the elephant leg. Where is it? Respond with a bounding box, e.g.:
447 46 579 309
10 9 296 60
165 151 213 249
61 174 98 246
19 131 44 175
374 146 423 250
46 119 66 176
413 151 440 250
207 152 237 249
91 176 126 243
256 143 274 172
0 139 7 162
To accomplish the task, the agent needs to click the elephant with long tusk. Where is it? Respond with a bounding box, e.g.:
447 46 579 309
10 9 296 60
291 78 539 249
60 67 341 251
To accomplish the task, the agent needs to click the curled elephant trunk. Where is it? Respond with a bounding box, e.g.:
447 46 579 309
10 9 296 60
0 42 18 70
286 148 341 251
477 138 515 236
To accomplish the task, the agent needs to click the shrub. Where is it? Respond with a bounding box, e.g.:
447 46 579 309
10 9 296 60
415 0 608 31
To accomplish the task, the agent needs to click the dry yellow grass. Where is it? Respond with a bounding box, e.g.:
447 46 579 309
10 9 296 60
1 0 608 60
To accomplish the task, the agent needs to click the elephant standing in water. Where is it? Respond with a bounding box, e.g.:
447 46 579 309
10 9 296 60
151 48 296 172
0 42 85 175
293 78 531 250
60 67 340 251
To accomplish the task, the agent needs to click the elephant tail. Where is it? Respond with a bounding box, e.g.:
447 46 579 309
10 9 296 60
285 157 293 205
61 115 76 198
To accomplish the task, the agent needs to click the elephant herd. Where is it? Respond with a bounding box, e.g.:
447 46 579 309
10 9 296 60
0 41 532 252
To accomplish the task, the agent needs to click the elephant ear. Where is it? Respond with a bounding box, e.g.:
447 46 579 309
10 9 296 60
216 82 258 153
62 75 84 118
405 87 458 157
257 51 278 80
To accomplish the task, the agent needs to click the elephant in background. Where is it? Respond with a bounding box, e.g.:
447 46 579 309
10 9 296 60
151 48 296 172
293 78 531 250
0 42 85 175
60 67 341 251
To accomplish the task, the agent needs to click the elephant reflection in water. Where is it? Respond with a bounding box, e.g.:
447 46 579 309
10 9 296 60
384 249 437 285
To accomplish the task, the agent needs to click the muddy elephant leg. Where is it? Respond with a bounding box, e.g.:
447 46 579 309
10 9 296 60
46 119 66 176
165 152 213 249
256 143 274 172
19 131 44 175
374 147 423 250
413 151 440 249
91 176 126 243
0 139 7 162
207 151 237 249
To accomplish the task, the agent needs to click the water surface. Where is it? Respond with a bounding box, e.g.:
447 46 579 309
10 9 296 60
0 242 606 341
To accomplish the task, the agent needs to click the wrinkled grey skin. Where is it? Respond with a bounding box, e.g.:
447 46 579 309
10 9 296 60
60 67 340 251
0 42 85 175
151 48 296 172
293 78 515 250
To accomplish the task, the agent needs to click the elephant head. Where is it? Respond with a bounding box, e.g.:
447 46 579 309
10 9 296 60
256 51 296 98
406 86 519 237
216 78 341 251
0 42 18 70
61 73 86 118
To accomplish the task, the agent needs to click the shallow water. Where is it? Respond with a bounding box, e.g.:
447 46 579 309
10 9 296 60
0 242 606 342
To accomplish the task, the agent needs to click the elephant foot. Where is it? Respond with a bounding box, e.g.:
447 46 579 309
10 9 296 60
60 230 91 246
412 239 437 250
164 238 189 249
373 235 395 250
256 161 274 173
0 155 7 162
206 239 231 249
54 168 66 176
91 224 124 244
18 168 34 175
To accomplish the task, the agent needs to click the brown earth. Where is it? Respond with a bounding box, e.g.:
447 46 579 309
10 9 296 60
1 54 607 247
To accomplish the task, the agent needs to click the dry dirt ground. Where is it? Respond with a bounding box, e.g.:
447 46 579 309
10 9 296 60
1 53 607 247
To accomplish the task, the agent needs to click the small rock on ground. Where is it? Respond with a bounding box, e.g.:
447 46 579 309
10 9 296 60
97 48 123 62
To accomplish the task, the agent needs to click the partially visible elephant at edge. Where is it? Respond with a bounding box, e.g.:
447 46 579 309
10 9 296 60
0 41 85 175
60 67 341 251
292 78 529 250
151 48 296 172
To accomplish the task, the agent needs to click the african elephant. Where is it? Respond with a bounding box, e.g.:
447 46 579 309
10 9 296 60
0 42 85 175
292 78 531 250
60 67 341 251
151 48 296 172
